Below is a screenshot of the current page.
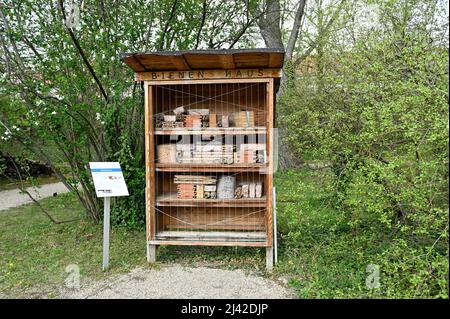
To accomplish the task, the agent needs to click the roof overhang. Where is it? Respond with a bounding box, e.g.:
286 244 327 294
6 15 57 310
121 48 285 73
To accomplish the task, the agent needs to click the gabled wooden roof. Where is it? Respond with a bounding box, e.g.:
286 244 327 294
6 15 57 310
121 48 285 72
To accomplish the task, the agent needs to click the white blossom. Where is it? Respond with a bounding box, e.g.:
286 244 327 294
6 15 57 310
51 111 57 115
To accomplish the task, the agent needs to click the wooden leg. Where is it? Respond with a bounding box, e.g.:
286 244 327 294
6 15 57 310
147 243 157 263
266 246 273 271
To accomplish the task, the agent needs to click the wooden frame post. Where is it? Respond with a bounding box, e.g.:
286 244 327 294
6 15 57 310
265 79 275 270
266 246 274 270
145 83 157 263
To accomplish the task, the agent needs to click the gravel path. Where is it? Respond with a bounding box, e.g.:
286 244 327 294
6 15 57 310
0 182 69 211
59 265 293 299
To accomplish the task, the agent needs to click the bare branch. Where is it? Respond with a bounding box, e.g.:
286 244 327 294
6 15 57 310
293 0 347 65
285 0 307 60
228 2 264 49
194 0 208 49
143 0 155 51
58 0 108 102
158 0 179 50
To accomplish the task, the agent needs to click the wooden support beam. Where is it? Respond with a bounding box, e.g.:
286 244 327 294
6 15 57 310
156 231 266 241
147 244 157 263
219 54 236 69
266 246 273 270
148 240 268 247
136 69 282 81
169 55 191 70
266 79 274 247
146 84 156 241
268 53 284 68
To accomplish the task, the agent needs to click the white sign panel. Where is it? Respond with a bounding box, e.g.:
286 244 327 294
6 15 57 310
89 162 129 197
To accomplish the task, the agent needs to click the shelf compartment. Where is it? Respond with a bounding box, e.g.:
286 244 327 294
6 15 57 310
156 193 267 207
155 231 267 242
156 163 268 173
155 127 267 135
157 207 266 231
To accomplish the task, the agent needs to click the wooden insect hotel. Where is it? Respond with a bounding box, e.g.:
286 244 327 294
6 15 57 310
121 49 284 269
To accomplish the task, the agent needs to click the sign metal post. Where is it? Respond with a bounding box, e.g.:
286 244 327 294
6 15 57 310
273 187 278 264
89 162 129 271
102 197 111 270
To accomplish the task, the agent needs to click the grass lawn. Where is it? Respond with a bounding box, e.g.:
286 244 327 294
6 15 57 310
0 192 147 298
0 168 408 298
0 192 269 298
274 169 388 298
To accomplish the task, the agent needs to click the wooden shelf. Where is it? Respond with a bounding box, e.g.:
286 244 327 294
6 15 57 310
156 163 268 173
155 231 266 242
155 127 267 135
148 239 268 247
156 193 267 207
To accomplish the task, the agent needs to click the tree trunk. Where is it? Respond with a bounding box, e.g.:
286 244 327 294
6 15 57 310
257 0 284 49
256 0 306 170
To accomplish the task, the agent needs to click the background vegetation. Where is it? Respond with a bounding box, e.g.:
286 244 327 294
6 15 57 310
0 0 448 298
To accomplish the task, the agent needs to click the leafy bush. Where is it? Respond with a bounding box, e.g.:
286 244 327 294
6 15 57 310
111 135 146 228
277 0 449 298
0 0 261 224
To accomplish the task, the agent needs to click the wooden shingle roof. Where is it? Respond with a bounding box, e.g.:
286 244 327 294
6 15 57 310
121 48 285 72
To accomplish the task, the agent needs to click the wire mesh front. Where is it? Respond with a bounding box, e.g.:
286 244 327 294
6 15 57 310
150 82 270 244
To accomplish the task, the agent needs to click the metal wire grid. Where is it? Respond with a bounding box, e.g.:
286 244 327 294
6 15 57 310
152 82 268 241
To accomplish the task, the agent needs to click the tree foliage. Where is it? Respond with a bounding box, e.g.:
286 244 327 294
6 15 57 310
279 0 449 297
0 0 262 223
0 0 448 297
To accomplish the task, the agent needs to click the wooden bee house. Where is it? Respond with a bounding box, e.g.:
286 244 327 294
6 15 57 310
121 49 284 269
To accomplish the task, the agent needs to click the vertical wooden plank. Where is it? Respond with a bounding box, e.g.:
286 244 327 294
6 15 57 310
169 55 190 70
149 85 156 240
218 55 236 69
147 244 157 263
144 83 150 241
266 78 274 247
145 83 156 241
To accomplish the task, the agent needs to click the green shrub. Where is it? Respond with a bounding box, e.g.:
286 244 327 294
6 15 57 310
277 0 448 298
110 135 146 228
